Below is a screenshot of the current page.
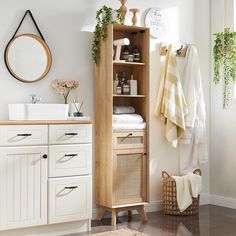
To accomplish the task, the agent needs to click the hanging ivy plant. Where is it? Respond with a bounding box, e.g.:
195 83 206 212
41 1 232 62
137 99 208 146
213 28 236 108
92 5 124 65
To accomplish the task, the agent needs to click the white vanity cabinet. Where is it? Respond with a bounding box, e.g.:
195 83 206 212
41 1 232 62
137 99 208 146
0 121 92 235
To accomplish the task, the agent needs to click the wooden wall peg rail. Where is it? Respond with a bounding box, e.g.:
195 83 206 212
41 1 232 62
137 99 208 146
97 205 148 226
160 44 189 57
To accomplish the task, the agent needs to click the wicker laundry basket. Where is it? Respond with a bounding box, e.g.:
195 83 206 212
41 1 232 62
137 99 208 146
162 169 201 216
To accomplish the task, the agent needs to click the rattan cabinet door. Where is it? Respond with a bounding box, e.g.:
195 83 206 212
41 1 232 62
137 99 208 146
113 149 147 206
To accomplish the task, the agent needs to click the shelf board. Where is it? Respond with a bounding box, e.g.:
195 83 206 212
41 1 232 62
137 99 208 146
113 61 146 66
112 202 149 208
113 94 146 98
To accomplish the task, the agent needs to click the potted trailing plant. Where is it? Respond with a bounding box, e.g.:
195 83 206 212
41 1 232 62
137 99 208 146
92 5 124 65
213 28 236 108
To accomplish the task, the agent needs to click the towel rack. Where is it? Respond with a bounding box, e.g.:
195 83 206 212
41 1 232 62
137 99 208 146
160 43 190 57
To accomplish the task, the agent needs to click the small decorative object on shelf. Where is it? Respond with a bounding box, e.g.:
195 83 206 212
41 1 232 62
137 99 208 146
129 8 139 26
213 28 236 108
119 0 127 19
114 38 130 61
69 101 83 117
123 79 130 94
116 79 122 95
113 73 119 94
121 45 130 60
132 45 141 62
127 54 134 62
129 74 137 95
51 79 79 104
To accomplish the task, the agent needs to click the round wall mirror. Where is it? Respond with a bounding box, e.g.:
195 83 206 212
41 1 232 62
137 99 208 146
5 33 52 83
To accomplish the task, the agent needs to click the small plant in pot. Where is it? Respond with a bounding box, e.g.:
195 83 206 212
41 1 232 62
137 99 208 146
92 5 124 65
213 28 236 108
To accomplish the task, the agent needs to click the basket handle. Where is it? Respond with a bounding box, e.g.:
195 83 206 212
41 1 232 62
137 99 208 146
162 171 170 178
193 169 201 176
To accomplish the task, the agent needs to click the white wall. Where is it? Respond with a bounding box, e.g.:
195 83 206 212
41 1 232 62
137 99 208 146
0 0 211 211
211 0 236 203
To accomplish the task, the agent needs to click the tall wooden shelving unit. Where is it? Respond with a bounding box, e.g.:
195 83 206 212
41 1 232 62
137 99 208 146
95 24 149 225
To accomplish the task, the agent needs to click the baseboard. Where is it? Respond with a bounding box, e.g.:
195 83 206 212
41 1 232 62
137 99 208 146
200 193 211 205
144 200 163 212
210 194 236 210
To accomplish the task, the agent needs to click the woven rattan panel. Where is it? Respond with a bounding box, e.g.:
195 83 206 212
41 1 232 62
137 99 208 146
115 153 143 203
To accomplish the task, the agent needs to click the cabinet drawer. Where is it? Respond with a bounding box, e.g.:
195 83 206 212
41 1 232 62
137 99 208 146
0 125 47 146
49 144 92 177
48 176 92 224
113 131 146 149
49 124 92 144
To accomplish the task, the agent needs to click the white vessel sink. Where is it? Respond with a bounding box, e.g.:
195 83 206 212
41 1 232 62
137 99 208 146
8 104 69 120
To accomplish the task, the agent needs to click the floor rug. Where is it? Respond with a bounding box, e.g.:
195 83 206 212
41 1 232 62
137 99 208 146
89 228 148 236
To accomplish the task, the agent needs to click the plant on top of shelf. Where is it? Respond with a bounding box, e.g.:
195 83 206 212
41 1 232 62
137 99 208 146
92 5 124 65
213 27 236 108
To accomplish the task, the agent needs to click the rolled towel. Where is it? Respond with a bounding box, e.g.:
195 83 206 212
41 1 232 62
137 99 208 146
113 114 143 124
113 106 135 114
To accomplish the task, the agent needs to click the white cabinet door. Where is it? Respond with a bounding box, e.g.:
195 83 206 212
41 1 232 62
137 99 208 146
48 176 92 224
0 146 48 231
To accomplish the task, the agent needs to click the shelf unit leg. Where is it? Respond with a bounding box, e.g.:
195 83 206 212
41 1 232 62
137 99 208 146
97 207 106 221
111 209 117 226
128 210 132 219
137 206 148 222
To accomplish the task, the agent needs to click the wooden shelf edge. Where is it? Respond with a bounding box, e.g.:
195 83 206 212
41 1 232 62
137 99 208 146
113 61 146 66
113 95 146 98
112 202 149 209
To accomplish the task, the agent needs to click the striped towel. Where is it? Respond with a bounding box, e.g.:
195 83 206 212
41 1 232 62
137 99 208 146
155 45 188 147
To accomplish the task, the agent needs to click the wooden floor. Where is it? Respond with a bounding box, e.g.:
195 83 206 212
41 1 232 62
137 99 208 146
66 205 236 236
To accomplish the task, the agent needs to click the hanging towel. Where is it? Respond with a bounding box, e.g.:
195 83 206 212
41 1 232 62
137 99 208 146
179 45 208 173
155 45 188 147
172 173 202 212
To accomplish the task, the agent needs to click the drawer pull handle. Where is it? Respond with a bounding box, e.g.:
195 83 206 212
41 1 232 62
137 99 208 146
17 133 32 137
65 186 78 190
121 133 133 142
64 154 78 157
42 154 48 159
65 133 78 136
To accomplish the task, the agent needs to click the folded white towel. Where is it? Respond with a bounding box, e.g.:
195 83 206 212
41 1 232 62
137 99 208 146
172 173 202 212
113 106 135 114
113 114 143 124
188 173 202 198
112 122 146 130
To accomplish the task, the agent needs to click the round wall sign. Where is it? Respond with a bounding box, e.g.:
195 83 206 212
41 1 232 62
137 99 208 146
145 7 169 38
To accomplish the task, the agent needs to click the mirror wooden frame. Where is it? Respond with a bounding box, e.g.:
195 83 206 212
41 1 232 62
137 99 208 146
5 33 52 83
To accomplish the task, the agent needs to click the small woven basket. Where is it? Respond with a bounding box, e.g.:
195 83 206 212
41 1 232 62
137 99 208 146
162 169 201 216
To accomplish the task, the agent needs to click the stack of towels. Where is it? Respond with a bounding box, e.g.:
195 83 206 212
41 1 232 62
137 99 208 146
172 173 202 212
113 106 146 130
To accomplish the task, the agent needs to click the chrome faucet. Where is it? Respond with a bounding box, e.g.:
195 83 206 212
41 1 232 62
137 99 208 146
29 94 42 104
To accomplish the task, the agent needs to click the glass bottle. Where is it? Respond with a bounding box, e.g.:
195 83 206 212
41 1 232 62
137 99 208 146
132 45 141 62
116 80 122 95
123 80 130 95
121 45 130 61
